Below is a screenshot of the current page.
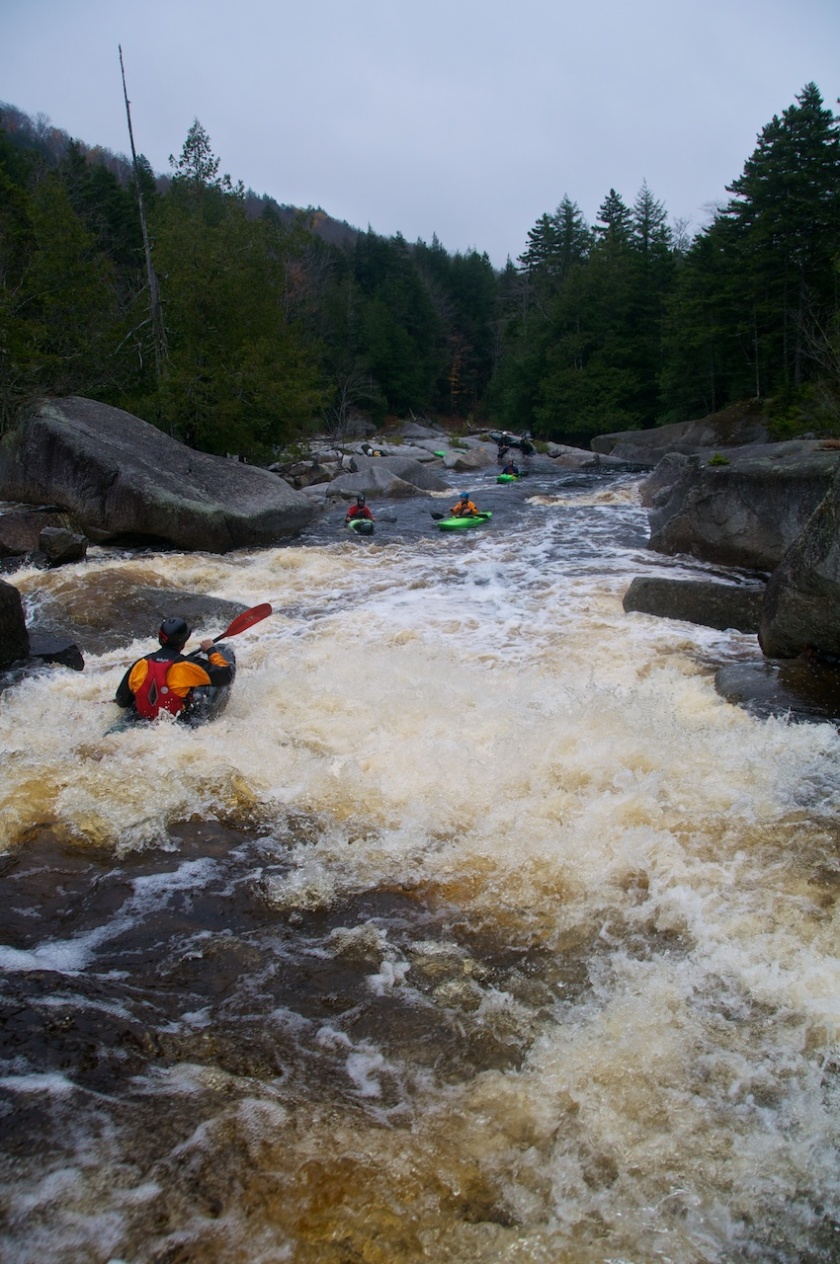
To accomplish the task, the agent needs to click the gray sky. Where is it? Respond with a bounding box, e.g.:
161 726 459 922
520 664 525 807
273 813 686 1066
2 0 838 267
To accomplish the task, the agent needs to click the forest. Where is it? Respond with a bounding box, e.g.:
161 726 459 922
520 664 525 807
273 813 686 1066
1 82 838 459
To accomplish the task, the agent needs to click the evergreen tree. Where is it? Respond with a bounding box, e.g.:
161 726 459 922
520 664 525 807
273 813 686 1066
661 83 840 420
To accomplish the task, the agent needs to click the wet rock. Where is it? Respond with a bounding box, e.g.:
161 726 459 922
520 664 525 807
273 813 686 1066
38 526 88 566
759 465 840 658
27 632 85 671
0 577 29 667
12 569 249 657
623 576 764 633
716 657 840 725
0 395 316 553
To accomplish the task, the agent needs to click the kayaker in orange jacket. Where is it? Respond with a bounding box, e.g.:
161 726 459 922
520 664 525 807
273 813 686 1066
114 617 235 721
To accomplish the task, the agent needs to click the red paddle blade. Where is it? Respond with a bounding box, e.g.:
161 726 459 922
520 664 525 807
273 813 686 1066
216 603 273 641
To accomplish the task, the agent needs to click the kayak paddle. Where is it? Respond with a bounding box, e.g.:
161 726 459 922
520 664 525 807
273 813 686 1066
188 602 272 655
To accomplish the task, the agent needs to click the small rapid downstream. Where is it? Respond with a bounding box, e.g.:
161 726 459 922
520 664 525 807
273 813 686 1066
2 467 840 1264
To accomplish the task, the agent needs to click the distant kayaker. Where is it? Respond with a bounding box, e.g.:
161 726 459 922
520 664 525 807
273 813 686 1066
451 492 481 518
345 495 374 525
501 459 520 476
114 617 235 722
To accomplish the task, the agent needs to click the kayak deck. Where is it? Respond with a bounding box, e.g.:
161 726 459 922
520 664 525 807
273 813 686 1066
436 512 492 531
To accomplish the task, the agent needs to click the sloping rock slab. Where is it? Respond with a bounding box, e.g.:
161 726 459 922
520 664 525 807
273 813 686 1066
592 402 770 464
0 397 316 553
759 465 840 658
623 576 764 633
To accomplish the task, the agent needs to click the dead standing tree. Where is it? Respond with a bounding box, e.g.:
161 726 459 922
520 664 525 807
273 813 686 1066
118 46 168 402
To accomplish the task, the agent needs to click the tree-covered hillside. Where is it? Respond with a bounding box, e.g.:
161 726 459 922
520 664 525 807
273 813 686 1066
1 84 838 457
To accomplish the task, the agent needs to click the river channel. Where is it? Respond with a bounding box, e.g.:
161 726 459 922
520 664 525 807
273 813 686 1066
1 465 839 1263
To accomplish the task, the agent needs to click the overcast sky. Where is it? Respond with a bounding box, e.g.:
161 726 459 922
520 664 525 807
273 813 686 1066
2 0 838 267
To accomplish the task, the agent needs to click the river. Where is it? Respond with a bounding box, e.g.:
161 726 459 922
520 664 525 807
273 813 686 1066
2 465 840 1264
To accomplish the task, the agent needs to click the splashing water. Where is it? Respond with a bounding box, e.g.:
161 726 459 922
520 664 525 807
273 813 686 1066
1 469 839 1263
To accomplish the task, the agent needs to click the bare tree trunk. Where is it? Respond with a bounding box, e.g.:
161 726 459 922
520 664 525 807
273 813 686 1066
119 46 168 402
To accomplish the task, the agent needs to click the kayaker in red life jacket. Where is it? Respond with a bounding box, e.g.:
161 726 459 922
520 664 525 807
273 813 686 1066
501 459 520 476
450 492 481 518
114 617 235 721
345 495 374 524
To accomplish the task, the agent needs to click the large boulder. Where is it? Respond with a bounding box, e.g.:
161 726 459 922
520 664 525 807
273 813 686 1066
0 396 317 553
0 578 29 667
759 466 840 658
642 442 840 570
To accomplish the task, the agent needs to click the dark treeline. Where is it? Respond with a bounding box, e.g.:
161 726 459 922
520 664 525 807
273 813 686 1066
1 83 839 457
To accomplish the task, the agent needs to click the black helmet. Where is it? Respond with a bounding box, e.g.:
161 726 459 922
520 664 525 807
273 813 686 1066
357 496 366 506
159 616 190 648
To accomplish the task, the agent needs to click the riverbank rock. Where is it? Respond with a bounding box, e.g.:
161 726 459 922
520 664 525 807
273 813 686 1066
0 396 316 553
758 465 840 658
591 401 770 465
0 578 29 667
642 442 840 570
623 576 764 633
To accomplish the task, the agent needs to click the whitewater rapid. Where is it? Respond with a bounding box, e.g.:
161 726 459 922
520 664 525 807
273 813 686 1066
1 468 839 1263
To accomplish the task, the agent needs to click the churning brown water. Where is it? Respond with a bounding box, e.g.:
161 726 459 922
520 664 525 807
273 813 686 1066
2 469 839 1263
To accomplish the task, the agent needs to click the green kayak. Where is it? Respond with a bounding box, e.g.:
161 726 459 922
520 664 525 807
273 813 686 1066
496 473 520 483
436 512 492 531
346 517 374 535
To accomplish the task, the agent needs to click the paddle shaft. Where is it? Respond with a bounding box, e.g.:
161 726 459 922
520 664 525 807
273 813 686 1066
188 602 272 656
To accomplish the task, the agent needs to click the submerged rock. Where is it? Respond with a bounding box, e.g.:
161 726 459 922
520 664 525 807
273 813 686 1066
716 657 840 726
